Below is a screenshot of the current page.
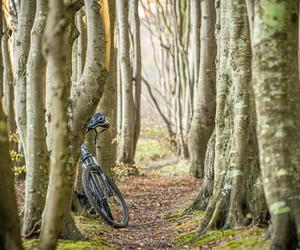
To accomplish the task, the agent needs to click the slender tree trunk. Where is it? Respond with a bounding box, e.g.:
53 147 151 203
13 0 35 152
117 0 135 164
0 3 23 248
2 22 15 134
196 0 267 232
253 1 300 249
130 0 142 156
38 0 70 249
188 0 216 178
190 0 201 111
22 0 48 237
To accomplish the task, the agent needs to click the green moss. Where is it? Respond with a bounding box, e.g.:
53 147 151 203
74 215 111 239
23 239 114 250
262 1 288 30
214 228 268 250
176 229 238 247
175 227 269 249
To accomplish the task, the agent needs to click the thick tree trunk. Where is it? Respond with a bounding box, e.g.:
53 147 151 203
116 0 135 164
188 0 217 178
196 0 267 233
253 1 300 249
38 1 70 249
22 0 48 237
96 0 117 174
64 0 109 239
13 0 35 152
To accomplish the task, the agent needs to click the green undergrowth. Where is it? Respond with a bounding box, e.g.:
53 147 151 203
23 239 113 250
175 227 268 249
135 137 171 162
23 215 115 250
171 209 269 249
136 123 172 162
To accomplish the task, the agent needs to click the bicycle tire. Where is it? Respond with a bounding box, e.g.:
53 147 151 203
82 164 129 228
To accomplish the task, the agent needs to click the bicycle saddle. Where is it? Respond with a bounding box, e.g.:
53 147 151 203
86 112 110 132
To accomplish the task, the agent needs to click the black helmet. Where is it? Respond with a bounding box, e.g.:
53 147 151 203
86 113 110 132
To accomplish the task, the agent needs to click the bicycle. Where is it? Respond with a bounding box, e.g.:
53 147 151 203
80 113 129 228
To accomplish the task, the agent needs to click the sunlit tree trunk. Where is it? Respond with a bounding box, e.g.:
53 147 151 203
253 1 300 248
38 0 69 249
188 0 216 178
22 0 48 237
97 0 117 174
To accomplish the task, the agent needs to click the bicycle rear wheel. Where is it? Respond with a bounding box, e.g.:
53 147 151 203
82 165 129 228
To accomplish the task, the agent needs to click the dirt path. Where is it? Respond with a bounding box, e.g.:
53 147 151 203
102 174 201 249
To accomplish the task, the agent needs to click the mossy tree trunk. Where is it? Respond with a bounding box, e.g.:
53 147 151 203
253 1 300 249
22 0 48 237
196 0 267 233
0 97 23 250
188 0 217 178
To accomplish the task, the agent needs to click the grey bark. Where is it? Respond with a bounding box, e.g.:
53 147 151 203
38 0 70 249
116 0 135 164
130 0 142 156
13 0 35 152
188 0 217 178
22 0 48 237
2 22 15 134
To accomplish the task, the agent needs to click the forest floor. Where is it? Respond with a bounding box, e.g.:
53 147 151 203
19 122 270 249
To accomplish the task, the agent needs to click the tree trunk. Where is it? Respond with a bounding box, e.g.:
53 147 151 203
38 0 70 249
253 1 300 249
0 3 23 248
190 0 201 111
188 0 217 178
13 0 35 152
196 0 267 233
130 0 142 156
22 0 48 237
64 0 109 239
2 22 15 134
116 0 135 164
96 0 117 174
0 99 23 250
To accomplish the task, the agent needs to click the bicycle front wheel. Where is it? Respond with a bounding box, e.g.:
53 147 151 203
82 165 129 228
